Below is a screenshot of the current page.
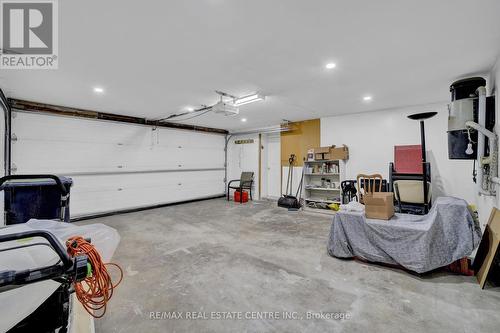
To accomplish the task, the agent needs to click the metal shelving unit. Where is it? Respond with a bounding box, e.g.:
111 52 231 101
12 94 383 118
303 159 345 215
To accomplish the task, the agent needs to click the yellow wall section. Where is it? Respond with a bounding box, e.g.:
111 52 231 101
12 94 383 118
280 119 320 166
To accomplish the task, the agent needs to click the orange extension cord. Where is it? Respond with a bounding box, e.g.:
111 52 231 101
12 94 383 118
66 236 123 318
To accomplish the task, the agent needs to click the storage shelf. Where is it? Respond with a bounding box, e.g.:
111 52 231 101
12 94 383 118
304 160 340 163
305 187 340 191
303 158 344 214
305 198 341 204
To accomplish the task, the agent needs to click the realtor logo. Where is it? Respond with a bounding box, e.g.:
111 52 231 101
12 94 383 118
0 0 58 69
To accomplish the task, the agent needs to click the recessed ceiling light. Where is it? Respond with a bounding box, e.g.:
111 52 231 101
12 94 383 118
93 87 104 94
241 118 247 122
363 96 373 101
325 63 336 69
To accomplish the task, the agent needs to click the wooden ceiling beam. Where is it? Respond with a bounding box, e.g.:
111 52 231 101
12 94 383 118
9 98 228 135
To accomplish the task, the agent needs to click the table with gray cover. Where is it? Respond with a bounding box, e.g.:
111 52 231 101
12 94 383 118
327 197 482 273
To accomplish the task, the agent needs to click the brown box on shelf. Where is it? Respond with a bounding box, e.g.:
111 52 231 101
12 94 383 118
364 192 394 220
329 145 349 160
313 147 331 160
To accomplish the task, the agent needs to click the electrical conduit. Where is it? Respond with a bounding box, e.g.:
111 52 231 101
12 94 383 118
466 86 498 195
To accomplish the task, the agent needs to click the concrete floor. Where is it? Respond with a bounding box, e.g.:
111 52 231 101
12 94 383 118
81 198 500 333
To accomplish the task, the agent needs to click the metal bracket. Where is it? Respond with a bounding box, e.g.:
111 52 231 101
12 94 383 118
215 90 237 100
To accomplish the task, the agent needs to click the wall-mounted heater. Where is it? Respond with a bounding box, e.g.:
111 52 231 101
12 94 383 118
448 77 497 195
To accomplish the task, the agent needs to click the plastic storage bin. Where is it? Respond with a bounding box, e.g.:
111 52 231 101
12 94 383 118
0 175 73 225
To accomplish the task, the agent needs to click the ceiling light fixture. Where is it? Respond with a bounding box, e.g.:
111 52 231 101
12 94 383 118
241 118 247 122
233 93 265 106
363 95 373 102
93 87 104 94
186 106 195 112
325 63 336 69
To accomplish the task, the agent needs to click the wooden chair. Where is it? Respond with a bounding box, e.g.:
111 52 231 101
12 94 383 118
356 173 383 203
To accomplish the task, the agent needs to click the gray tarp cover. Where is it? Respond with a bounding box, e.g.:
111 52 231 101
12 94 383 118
327 197 482 273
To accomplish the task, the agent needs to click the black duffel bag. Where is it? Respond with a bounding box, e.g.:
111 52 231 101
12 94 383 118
278 195 301 209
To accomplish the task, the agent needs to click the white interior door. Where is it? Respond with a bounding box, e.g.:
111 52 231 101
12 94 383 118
266 133 281 199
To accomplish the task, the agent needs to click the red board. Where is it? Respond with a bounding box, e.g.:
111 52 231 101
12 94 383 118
394 145 422 173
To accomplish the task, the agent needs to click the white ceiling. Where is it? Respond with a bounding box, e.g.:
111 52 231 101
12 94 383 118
2 0 500 131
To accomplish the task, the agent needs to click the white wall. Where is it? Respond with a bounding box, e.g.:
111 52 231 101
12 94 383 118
321 57 500 230
322 56 500 229
227 134 260 199
227 132 305 201
226 132 283 200
281 166 303 198
321 103 486 224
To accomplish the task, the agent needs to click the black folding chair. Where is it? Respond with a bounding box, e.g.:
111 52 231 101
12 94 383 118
227 172 254 203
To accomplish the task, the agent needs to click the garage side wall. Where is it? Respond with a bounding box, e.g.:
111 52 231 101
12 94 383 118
226 134 260 199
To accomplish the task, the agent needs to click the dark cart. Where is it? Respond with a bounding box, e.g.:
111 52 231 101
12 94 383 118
0 174 72 225
0 230 88 333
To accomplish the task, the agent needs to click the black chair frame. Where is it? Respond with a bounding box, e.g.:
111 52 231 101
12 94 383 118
227 173 254 203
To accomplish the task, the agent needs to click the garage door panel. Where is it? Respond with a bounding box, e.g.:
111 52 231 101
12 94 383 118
13 114 225 148
13 135 224 173
12 112 226 217
69 171 224 216
70 171 224 193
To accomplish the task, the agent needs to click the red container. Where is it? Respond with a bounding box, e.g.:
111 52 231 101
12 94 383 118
234 190 248 203
394 145 422 174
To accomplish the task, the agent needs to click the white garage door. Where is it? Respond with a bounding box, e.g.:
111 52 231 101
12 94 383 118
11 111 226 218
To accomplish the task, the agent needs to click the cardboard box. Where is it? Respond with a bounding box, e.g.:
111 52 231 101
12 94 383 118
313 147 331 160
474 207 500 288
364 192 394 220
315 153 331 160
329 145 349 160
